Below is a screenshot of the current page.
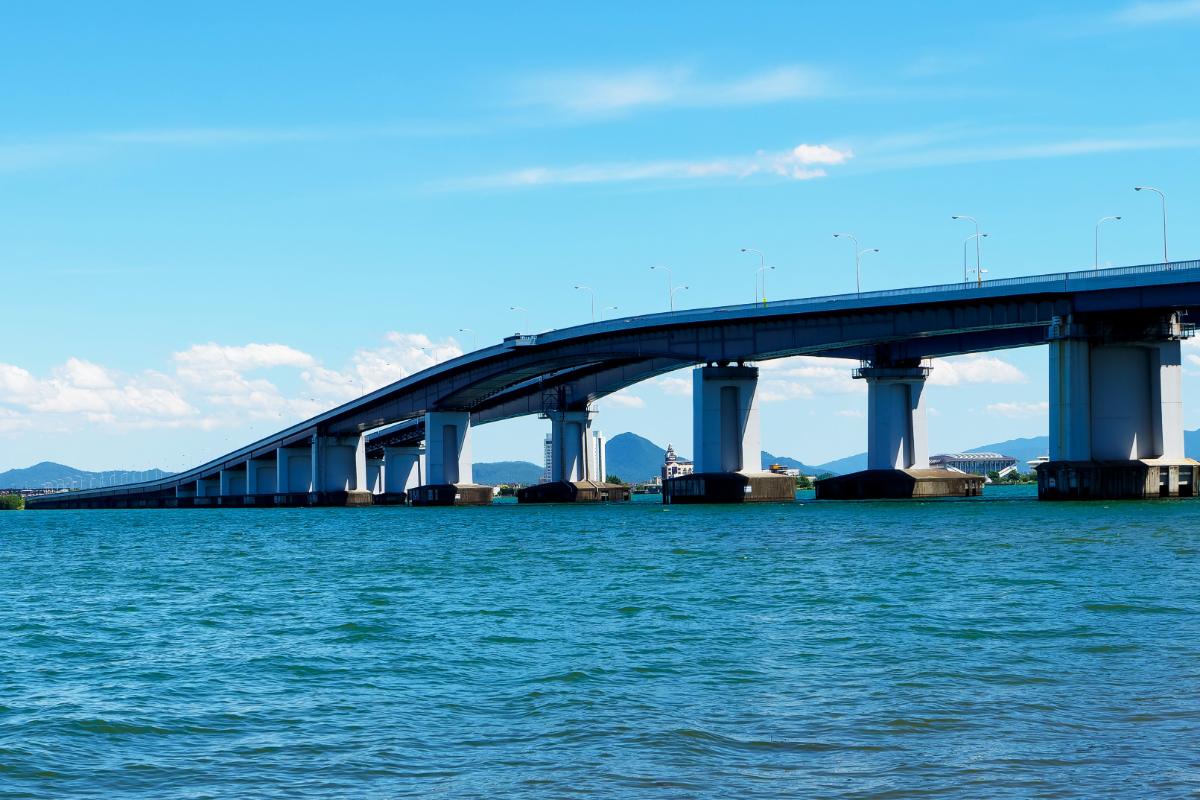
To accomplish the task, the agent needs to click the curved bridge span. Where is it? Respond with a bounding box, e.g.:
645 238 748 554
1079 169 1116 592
30 259 1200 507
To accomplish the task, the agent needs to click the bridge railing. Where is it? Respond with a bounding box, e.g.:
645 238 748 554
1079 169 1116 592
618 258 1200 324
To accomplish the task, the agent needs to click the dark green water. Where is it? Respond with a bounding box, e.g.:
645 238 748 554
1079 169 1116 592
2 486 1199 798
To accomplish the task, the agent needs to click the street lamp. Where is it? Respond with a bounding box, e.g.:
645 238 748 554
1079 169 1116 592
1134 186 1168 265
650 265 676 311
952 215 982 282
458 327 477 351
671 285 690 308
1094 216 1122 270
741 248 765 304
757 266 775 306
574 285 596 322
601 305 619 321
509 305 528 333
834 233 878 294
963 233 988 284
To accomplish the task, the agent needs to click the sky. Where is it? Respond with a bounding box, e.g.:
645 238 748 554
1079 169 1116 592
2 0 1200 472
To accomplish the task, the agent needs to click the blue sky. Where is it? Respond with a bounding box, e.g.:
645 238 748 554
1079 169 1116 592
3 0 1200 471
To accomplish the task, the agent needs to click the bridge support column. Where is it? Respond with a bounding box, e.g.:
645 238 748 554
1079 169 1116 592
663 365 793 504
816 362 982 499
311 434 372 506
517 410 629 503
864 365 930 470
410 411 492 506
218 465 247 506
1040 317 1194 499
195 476 221 506
275 445 311 505
367 458 384 494
382 446 423 504
244 456 277 505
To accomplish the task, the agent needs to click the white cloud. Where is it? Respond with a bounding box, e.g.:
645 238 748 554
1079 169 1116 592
986 401 1049 419
1113 0 1200 24
0 358 199 425
929 354 1026 386
859 125 1200 173
604 389 646 409
513 64 829 117
445 141 853 190
0 408 30 434
758 356 863 394
655 376 692 396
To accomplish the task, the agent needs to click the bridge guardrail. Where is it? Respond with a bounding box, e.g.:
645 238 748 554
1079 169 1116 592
618 259 1200 325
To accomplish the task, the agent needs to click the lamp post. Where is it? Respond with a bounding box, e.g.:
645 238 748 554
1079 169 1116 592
1094 216 1121 270
834 233 877 294
741 248 765 304
963 233 988 284
1134 186 1168 265
602 305 619 321
458 327 477 351
756 267 774 305
952 215 982 282
509 305 528 334
671 285 689 308
574 285 596 322
651 265 675 311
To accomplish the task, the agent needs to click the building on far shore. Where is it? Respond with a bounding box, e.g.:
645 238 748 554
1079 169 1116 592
662 443 694 483
541 430 607 483
930 452 1018 477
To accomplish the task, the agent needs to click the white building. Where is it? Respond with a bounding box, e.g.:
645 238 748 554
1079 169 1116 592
541 434 553 483
930 452 1017 476
592 430 607 482
662 443 694 482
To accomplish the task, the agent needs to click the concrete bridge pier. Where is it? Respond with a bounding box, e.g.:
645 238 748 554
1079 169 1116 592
663 365 793 504
380 445 424 504
517 409 629 503
816 362 982 499
243 456 277 506
311 433 373 506
194 476 221 506
1039 315 1196 499
275 445 311 505
218 465 248 506
410 411 492 506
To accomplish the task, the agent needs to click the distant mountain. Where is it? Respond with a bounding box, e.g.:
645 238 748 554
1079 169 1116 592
816 452 867 475
606 432 674 483
811 430 1200 475
761 451 826 475
967 436 1048 465
473 461 542 486
0 461 173 490
605 433 826 482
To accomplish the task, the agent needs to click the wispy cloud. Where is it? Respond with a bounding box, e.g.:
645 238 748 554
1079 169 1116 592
512 64 831 117
986 401 1049 418
443 142 853 190
0 122 475 173
1112 0 1200 24
849 121 1200 174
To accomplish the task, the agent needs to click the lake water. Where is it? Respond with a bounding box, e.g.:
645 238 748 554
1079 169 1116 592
2 486 1199 798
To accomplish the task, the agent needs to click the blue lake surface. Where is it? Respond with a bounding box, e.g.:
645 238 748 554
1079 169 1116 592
2 486 1199 798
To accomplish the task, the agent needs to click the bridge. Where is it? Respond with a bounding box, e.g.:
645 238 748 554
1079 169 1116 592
28 258 1200 508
